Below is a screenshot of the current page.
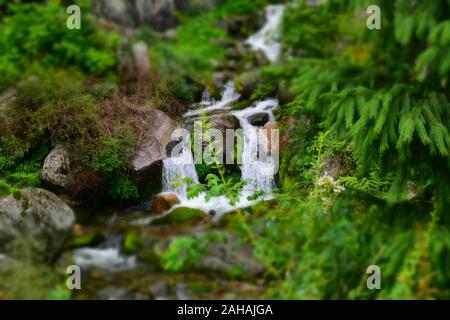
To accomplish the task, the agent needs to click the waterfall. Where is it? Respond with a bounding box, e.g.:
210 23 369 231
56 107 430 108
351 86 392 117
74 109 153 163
232 99 278 193
159 5 285 216
184 81 241 117
245 4 285 63
162 138 199 199
162 81 240 199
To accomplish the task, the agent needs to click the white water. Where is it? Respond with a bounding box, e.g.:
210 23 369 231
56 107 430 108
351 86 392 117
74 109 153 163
232 99 278 192
246 4 285 63
162 86 278 217
184 81 241 117
163 81 240 199
159 5 285 217
73 248 137 272
162 138 199 198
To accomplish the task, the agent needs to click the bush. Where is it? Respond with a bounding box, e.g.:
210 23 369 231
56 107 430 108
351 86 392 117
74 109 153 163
0 1 118 90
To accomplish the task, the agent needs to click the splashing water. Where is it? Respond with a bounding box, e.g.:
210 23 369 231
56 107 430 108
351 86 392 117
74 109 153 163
163 81 240 199
184 81 241 117
232 99 279 193
159 4 286 216
162 138 199 198
245 4 285 62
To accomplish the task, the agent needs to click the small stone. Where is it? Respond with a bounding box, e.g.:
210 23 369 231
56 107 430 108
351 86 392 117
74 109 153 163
152 193 181 214
248 113 269 127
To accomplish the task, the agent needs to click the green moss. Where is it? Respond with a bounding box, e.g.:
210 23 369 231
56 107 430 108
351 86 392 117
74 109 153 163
123 233 145 254
138 246 161 266
151 207 208 226
65 233 105 250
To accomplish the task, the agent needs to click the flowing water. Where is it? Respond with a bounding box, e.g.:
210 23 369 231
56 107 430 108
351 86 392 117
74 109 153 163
245 4 285 62
160 4 285 216
162 85 279 217
162 138 199 198
184 81 241 118
232 99 279 192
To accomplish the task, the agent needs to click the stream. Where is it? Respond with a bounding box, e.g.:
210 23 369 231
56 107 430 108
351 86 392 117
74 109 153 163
70 4 285 300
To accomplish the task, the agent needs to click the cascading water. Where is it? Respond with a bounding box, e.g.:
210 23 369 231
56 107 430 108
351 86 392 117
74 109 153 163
73 214 137 272
232 99 278 193
162 138 199 198
245 4 285 62
184 81 241 117
159 5 285 217
162 81 241 199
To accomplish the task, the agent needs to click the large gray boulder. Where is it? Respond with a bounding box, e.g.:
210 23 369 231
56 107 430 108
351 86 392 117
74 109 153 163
0 188 75 260
94 0 224 31
132 109 177 182
41 144 73 191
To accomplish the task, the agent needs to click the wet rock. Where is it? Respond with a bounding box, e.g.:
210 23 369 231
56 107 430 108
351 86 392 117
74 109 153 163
41 144 73 191
98 287 135 300
208 114 240 131
152 193 181 214
132 109 177 185
248 113 269 127
151 207 209 225
0 188 75 260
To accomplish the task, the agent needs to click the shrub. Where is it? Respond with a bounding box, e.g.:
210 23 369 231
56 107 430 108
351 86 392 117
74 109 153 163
0 1 118 90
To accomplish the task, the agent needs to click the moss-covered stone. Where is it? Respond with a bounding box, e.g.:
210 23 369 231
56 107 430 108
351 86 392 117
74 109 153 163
65 233 105 249
151 207 209 225
123 233 145 254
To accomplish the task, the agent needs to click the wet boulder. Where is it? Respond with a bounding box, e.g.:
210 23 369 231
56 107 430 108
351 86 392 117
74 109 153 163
248 113 269 127
131 109 177 187
152 193 181 214
208 114 240 131
0 188 75 261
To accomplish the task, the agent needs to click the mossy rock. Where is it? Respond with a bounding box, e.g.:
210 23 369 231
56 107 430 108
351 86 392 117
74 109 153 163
123 233 145 254
65 232 105 249
151 207 209 226
231 99 253 111
138 246 161 266
235 71 261 99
